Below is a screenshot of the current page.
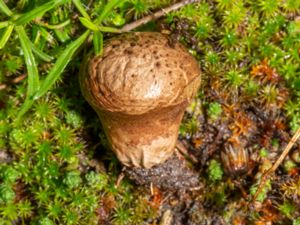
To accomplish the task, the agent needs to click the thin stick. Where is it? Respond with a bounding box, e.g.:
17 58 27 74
0 84 7 91
12 74 27 84
120 0 201 32
116 172 125 187
0 74 27 91
176 140 198 163
252 127 300 202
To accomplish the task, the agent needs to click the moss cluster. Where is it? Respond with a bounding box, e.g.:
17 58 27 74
170 0 300 223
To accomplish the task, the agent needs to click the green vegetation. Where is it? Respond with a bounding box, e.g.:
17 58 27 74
207 159 223 182
207 102 222 121
0 0 300 224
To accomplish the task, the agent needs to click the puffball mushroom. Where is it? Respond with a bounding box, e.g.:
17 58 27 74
80 32 200 168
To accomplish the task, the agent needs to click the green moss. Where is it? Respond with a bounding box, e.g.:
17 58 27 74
112 207 132 225
0 203 18 221
278 201 296 218
225 70 244 88
294 218 300 225
180 117 199 137
250 180 271 203
207 102 222 121
0 184 15 203
259 148 268 158
284 160 297 173
207 159 223 182
18 200 33 220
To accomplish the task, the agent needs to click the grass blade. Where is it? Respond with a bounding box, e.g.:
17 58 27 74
72 0 90 19
0 21 9 29
79 17 99 31
34 30 90 99
0 25 14 49
30 42 54 62
79 18 120 33
95 0 127 24
53 29 71 43
50 14 70 43
93 31 103 56
98 26 120 33
16 98 35 124
14 0 67 25
15 26 40 121
0 0 12 16
39 27 55 44
16 26 40 98
42 19 70 29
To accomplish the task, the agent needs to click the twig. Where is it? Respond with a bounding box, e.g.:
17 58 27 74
150 182 154 195
252 127 300 202
116 172 125 187
0 84 7 91
176 140 198 163
0 74 27 91
120 0 201 32
12 73 27 84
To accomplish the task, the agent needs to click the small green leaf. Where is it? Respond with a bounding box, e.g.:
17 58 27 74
72 0 90 20
95 0 127 24
39 27 55 44
0 25 14 49
30 42 54 62
0 21 9 29
16 26 40 121
0 0 12 16
79 17 121 33
50 14 70 43
16 26 40 94
34 30 90 99
93 31 103 55
14 0 67 25
98 26 120 33
41 19 70 30
79 17 99 31
53 29 70 43
111 13 126 26
15 99 35 124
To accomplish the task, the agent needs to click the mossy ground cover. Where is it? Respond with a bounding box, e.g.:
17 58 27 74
0 0 300 224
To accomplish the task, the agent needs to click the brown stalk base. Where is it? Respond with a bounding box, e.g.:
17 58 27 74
124 153 199 191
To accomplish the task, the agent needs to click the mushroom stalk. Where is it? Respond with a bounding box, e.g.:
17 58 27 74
80 32 200 168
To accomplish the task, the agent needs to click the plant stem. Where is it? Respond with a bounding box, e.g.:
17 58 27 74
252 127 300 202
120 0 201 32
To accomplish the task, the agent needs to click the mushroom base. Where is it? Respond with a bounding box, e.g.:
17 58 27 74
97 102 187 168
124 153 199 190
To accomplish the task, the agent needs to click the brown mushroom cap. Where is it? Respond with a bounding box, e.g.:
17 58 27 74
80 32 201 168
84 32 200 115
